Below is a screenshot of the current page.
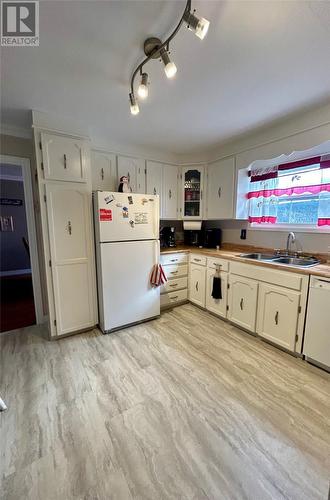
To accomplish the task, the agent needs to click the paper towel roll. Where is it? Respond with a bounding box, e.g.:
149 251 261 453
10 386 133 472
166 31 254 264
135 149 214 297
183 221 202 231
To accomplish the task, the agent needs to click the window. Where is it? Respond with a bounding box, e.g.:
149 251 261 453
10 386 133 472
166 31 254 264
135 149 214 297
247 155 330 228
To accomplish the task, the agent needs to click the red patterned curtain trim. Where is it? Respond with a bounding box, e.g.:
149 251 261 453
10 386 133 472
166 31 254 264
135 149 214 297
317 218 330 227
248 183 330 199
278 156 321 171
248 216 277 224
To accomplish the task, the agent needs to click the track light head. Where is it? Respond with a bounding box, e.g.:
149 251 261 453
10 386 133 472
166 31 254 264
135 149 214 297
160 48 177 79
129 93 139 115
138 73 149 99
184 11 210 40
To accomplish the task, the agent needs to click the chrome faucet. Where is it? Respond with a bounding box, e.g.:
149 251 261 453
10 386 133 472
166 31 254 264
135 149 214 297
286 232 296 255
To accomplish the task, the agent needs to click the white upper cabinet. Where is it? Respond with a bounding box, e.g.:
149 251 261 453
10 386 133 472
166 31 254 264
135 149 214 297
181 166 205 219
162 164 178 220
41 133 87 183
117 155 145 193
207 157 235 219
91 150 116 191
146 161 163 197
257 283 300 352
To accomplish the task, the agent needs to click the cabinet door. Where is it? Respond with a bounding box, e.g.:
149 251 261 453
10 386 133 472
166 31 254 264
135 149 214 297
182 166 205 219
146 161 163 197
228 275 258 332
205 268 228 318
189 263 206 307
41 133 87 183
45 184 96 336
91 150 116 191
162 165 178 219
117 156 145 193
207 157 235 219
257 283 300 351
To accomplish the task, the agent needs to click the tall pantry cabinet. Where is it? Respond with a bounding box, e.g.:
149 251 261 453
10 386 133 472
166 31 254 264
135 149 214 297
34 128 97 338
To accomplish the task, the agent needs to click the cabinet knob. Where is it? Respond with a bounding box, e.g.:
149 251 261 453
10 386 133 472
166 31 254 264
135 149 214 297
63 154 67 169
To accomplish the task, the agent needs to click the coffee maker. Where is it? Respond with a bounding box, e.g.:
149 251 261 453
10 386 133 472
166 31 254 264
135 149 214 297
160 226 176 248
183 221 202 247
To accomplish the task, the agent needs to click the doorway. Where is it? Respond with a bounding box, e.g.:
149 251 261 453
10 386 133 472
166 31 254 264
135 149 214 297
0 156 43 332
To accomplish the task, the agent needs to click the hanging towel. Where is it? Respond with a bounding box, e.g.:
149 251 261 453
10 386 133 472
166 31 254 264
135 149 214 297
211 276 222 299
150 264 167 287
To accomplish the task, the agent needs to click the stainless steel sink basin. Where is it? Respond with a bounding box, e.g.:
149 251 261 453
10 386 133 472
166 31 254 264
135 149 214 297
273 257 320 267
239 253 320 267
239 253 278 260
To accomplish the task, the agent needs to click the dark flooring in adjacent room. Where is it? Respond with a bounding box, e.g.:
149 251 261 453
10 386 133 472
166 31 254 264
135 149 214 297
0 274 36 332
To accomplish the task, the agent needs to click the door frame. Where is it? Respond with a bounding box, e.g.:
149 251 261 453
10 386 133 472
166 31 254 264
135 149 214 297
0 155 44 325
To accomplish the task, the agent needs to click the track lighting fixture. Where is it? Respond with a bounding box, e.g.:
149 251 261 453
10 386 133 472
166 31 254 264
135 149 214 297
129 0 209 115
138 73 149 99
129 93 139 115
183 11 210 40
160 48 177 79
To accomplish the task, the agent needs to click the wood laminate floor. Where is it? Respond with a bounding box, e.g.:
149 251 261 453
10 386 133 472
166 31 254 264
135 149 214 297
1 304 329 500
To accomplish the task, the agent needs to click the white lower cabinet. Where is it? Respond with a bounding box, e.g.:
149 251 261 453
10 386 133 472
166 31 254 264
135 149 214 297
228 275 258 332
160 253 188 309
256 283 300 351
205 268 228 318
189 262 206 308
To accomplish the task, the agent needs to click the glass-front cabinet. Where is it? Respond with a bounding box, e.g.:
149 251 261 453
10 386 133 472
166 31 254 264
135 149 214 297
181 166 205 219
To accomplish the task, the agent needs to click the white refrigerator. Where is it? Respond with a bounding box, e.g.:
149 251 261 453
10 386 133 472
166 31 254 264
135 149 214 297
93 191 160 333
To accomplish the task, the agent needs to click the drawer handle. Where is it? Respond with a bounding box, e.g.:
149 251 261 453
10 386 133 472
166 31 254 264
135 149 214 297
194 258 201 262
64 154 67 169
170 259 178 262
213 263 222 267
171 295 178 300
170 271 178 275
275 311 279 325
169 283 178 287
240 298 244 310
195 281 199 292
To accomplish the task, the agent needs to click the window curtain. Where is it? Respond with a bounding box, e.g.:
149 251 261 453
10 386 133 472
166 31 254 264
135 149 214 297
248 165 278 223
318 157 330 226
247 154 330 226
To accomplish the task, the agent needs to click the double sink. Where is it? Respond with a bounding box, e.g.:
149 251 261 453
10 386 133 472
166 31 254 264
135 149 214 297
240 253 320 268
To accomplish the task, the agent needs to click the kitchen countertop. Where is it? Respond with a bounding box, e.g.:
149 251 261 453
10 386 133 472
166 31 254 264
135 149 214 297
160 245 330 279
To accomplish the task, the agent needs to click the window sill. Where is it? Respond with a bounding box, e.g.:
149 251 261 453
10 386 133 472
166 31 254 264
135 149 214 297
248 224 330 234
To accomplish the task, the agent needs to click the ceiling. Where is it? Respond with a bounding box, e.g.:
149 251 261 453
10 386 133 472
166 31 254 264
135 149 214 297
1 0 330 155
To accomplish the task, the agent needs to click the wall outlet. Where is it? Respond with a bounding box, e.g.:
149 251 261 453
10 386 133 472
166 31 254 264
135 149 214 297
240 229 247 240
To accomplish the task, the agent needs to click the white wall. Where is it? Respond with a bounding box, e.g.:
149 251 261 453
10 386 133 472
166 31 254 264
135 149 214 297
206 220 329 255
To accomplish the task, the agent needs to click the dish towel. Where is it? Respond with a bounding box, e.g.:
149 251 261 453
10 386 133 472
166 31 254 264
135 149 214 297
211 276 222 299
150 264 167 287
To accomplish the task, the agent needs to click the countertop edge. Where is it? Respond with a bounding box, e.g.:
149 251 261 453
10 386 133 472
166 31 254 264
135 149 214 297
160 246 330 279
